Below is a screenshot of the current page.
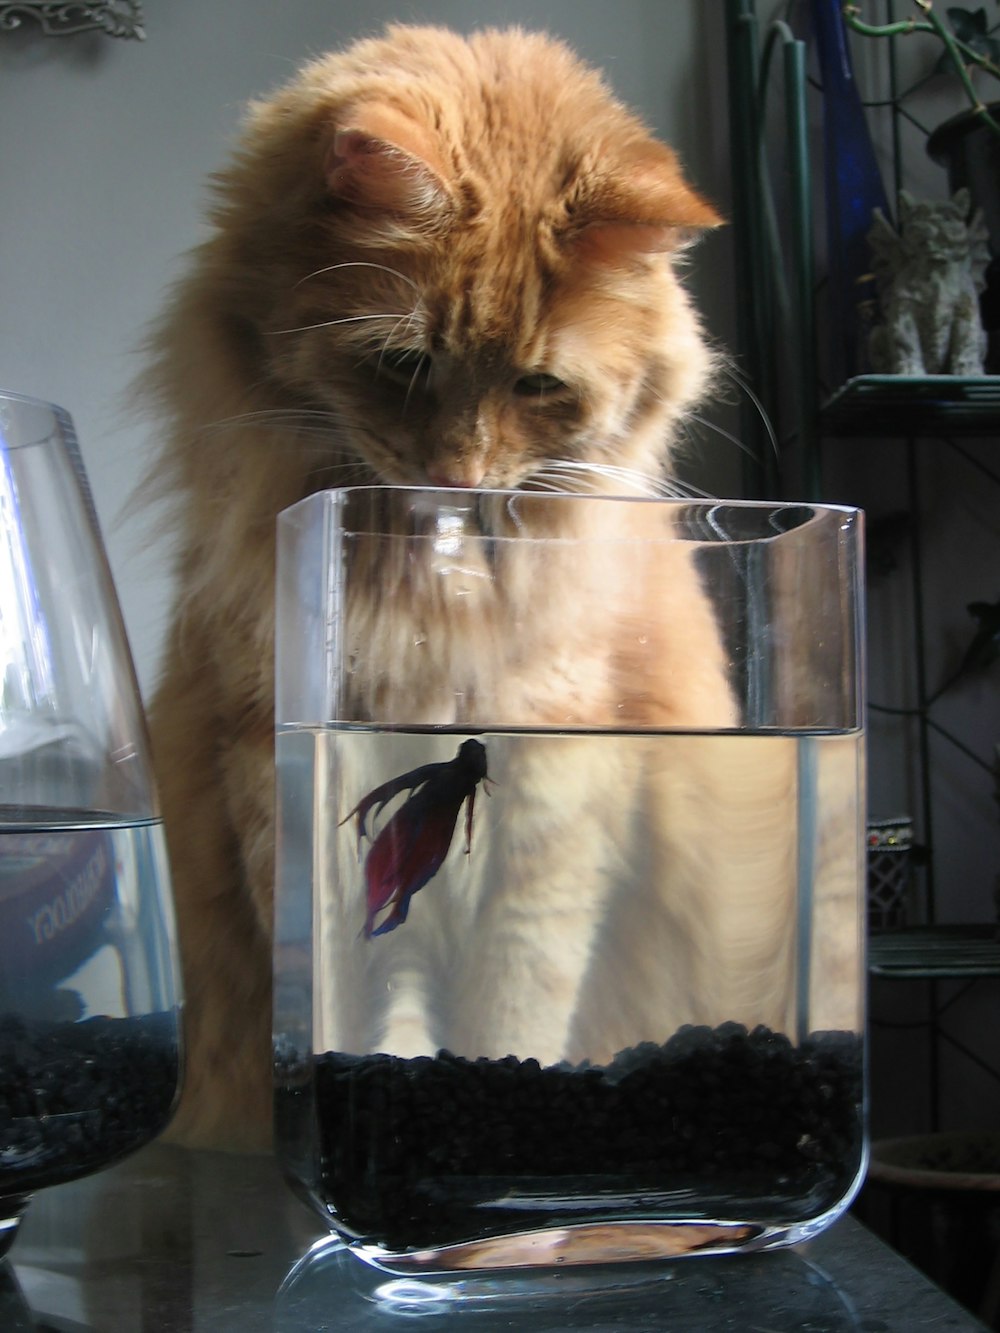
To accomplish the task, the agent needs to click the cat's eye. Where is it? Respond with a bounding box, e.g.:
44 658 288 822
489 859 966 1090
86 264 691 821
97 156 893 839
513 372 567 397
376 348 432 389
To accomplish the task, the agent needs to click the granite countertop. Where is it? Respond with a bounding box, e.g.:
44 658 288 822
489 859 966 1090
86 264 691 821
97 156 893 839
2 1143 989 1331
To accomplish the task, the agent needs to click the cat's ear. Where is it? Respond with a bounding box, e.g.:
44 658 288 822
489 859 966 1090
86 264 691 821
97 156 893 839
325 103 452 219
571 141 722 263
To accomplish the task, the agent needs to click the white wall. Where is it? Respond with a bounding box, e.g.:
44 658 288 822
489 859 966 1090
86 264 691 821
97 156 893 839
0 0 738 699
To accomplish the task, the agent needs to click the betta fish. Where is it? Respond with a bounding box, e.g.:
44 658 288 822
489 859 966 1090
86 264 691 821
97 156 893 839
341 738 489 938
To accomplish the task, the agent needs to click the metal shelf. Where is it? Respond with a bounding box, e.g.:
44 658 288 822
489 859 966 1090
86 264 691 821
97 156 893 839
869 924 1000 979
726 0 1000 1136
821 376 1000 438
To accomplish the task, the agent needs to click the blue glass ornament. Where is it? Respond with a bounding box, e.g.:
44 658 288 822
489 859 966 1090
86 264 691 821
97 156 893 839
809 0 891 382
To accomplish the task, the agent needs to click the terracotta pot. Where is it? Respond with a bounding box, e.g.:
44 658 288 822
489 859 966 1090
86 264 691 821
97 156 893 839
869 1130 1000 1191
866 1132 1000 1324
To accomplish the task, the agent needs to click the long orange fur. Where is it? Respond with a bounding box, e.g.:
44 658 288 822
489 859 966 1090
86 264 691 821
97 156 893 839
140 25 809 1152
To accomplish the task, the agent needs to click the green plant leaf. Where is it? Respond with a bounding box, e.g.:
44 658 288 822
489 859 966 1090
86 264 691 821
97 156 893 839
938 6 1000 70
947 7 990 43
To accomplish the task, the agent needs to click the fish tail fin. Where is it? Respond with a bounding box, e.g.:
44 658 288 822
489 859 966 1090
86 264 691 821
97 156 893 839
370 894 412 938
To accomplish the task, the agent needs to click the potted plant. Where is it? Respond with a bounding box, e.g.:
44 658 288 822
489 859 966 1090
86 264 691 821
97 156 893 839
925 4 1000 258
842 3 999 133
842 4 998 205
842 4 1000 366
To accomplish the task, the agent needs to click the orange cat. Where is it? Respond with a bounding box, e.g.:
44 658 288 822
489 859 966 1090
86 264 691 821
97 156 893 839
140 25 781 1152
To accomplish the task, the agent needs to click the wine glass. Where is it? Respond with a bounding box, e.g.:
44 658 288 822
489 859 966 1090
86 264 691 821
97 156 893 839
0 390 183 1256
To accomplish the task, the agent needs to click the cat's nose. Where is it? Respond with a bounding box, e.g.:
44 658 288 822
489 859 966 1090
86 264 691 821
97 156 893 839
426 461 485 488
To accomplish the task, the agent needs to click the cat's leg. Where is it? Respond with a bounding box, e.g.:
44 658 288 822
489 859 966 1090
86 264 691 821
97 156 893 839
149 635 273 1152
367 950 439 1058
341 733 462 1060
678 737 799 1030
446 735 634 1066
576 735 799 1058
807 733 864 1034
572 734 861 1064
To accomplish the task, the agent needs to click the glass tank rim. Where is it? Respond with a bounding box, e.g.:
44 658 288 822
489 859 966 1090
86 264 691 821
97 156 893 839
0 388 65 413
0 388 72 450
280 486 861 544
276 722 865 738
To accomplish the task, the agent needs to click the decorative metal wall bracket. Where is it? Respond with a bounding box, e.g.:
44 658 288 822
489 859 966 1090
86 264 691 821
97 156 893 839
0 2 144 39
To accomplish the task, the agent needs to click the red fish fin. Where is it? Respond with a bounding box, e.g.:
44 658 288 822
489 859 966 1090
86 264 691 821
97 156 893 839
363 795 462 937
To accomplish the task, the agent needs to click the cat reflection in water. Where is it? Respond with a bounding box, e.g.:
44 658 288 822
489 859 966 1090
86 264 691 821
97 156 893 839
140 24 853 1150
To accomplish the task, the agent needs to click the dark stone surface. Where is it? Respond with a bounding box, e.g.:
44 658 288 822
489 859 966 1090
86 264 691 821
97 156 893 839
7 1144 987 1331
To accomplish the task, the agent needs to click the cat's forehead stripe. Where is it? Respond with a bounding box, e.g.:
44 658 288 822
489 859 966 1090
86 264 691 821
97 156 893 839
442 255 536 351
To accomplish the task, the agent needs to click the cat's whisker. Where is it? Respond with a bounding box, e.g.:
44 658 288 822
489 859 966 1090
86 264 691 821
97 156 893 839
520 476 580 495
531 459 679 500
522 467 593 496
715 367 780 463
198 408 340 431
718 361 753 400
293 261 420 294
195 413 347 447
660 475 716 500
529 472 612 498
531 461 717 505
404 362 432 411
686 412 764 464
194 411 373 476
307 460 373 488
370 313 424 383
264 313 412 336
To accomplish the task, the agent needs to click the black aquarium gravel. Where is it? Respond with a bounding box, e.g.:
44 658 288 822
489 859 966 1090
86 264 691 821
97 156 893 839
299 1022 864 1249
0 1010 181 1195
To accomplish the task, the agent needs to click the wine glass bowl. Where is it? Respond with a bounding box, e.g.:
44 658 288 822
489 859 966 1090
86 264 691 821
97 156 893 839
0 391 182 1256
